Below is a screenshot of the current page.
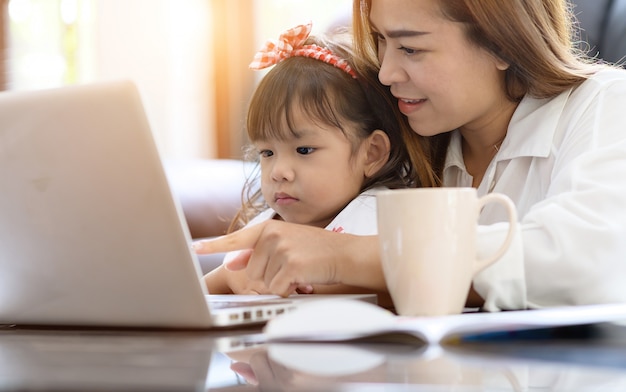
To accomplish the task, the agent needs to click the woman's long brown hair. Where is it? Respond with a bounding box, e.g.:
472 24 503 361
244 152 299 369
352 0 606 182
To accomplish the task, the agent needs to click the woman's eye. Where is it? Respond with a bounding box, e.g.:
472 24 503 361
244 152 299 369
398 45 419 55
296 147 315 155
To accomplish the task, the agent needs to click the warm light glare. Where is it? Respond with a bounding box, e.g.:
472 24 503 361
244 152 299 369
17 53 67 88
60 0 78 25
8 0 33 23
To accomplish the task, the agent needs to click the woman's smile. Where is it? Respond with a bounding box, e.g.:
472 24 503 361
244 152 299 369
396 97 427 115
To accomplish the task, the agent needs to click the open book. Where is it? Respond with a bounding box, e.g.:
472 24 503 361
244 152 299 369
263 299 626 345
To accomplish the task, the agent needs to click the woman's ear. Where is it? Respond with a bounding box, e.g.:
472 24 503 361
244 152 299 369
362 130 391 178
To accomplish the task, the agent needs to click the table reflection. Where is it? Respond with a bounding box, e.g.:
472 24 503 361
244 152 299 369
2 324 626 391
0 329 216 391
217 331 626 391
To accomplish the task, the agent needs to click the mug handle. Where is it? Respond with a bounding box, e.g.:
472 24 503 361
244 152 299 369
473 193 518 273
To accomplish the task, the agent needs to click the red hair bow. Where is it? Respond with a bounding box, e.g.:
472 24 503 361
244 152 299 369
249 22 357 79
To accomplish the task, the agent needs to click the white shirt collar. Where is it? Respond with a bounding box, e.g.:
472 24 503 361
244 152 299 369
444 89 573 172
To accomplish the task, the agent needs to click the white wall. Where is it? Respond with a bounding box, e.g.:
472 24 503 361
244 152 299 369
7 0 215 159
92 0 214 159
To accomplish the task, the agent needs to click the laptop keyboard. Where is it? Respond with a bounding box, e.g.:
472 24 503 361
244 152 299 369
208 299 292 310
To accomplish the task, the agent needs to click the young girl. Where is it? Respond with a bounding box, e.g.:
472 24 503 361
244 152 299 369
201 22 434 299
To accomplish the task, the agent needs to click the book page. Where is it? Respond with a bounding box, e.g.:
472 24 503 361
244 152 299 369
264 299 626 345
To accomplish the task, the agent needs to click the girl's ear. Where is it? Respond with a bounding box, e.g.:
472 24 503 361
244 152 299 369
362 130 391 178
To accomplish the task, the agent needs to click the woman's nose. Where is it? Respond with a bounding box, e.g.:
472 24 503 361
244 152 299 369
378 51 406 86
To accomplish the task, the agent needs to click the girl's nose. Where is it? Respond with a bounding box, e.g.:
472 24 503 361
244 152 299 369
270 158 295 182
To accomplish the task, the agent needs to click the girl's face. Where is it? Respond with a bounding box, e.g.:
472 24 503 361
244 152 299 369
369 0 514 137
254 106 367 228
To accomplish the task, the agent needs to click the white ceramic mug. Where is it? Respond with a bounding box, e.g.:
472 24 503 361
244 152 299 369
376 187 518 317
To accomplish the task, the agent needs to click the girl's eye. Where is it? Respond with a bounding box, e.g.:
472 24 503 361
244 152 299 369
296 147 315 155
259 149 273 158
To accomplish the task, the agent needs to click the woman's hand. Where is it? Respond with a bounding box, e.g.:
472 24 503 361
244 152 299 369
194 220 386 297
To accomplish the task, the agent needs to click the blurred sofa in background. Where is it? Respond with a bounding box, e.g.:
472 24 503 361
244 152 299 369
573 0 626 66
164 158 253 274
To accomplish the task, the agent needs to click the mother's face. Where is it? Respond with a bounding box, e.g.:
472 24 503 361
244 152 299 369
369 0 512 137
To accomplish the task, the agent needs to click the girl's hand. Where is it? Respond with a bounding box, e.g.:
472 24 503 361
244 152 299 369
203 264 270 294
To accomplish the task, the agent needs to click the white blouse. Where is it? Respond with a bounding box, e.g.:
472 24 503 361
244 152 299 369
443 68 626 311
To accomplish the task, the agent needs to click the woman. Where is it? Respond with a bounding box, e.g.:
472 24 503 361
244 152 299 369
194 0 626 311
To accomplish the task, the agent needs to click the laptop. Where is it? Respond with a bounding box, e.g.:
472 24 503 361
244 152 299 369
0 80 376 329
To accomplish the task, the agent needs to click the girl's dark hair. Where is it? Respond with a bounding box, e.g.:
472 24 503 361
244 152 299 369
227 32 436 232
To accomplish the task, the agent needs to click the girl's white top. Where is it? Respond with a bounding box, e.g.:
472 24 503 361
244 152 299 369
222 188 384 265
